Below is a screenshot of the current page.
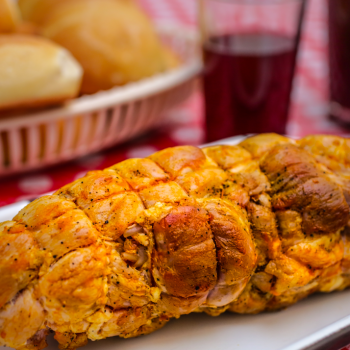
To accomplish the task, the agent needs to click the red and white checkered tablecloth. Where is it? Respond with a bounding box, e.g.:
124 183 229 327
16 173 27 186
0 0 349 207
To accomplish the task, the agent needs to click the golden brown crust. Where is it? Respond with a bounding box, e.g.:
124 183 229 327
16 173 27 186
153 205 217 298
229 134 349 314
149 146 207 178
204 200 255 282
0 224 42 309
1 133 350 349
139 182 188 208
239 133 293 159
201 199 256 307
54 332 88 350
298 135 350 204
111 159 169 191
0 34 82 111
261 143 349 233
0 0 20 34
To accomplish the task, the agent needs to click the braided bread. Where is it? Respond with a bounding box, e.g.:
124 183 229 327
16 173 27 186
0 133 349 349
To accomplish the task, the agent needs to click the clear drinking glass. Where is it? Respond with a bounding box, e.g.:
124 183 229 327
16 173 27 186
328 0 350 124
199 0 307 142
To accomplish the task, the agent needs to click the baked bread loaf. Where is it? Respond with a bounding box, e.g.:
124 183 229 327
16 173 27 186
18 0 61 25
0 133 349 350
0 35 83 110
0 0 21 33
19 0 179 94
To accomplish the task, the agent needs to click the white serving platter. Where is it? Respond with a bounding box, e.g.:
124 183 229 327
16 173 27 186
1 135 350 350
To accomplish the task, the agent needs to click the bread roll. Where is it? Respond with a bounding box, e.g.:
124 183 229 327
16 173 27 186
0 35 83 110
19 0 179 94
14 21 41 36
0 0 21 33
18 0 63 24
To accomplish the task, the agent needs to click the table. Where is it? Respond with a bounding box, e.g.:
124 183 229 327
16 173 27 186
0 0 349 207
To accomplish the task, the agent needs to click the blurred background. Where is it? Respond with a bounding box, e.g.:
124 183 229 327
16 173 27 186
0 0 349 206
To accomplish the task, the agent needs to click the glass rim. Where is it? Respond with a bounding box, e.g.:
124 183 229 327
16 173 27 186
203 0 304 4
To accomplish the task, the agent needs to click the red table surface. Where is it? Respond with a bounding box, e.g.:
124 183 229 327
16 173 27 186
0 1 350 349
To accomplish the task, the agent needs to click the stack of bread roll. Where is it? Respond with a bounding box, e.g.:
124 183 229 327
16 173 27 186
0 0 178 112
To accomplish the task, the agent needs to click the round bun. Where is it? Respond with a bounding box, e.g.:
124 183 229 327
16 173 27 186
0 0 21 33
13 21 40 36
18 0 63 24
20 0 179 94
0 35 83 110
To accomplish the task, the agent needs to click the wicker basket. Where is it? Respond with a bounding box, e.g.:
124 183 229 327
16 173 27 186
0 23 202 176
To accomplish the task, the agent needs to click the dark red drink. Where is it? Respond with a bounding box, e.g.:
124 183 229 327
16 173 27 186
328 0 350 122
203 33 298 142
